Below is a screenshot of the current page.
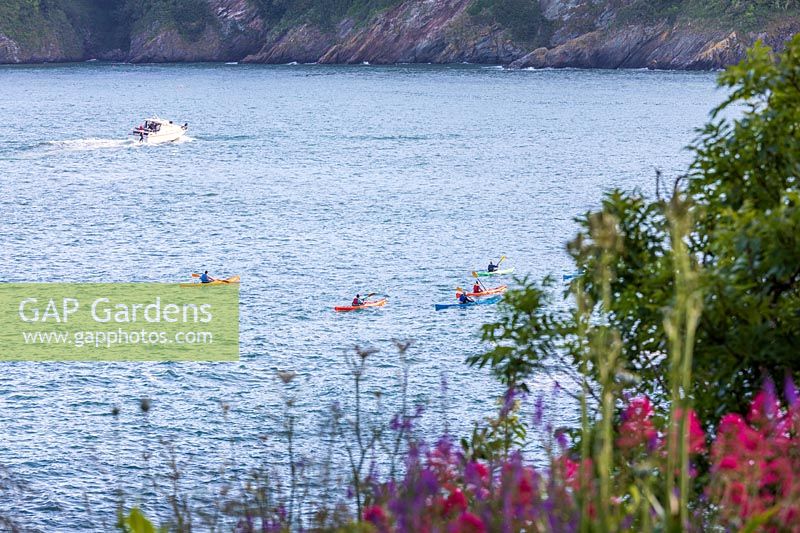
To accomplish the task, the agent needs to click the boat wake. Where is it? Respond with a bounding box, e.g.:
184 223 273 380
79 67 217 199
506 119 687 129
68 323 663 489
173 135 195 144
45 138 139 151
44 135 195 151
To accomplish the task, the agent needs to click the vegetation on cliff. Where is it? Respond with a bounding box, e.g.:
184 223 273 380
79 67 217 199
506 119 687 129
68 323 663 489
3 0 800 65
252 0 400 30
616 0 800 29
0 0 211 53
468 0 551 45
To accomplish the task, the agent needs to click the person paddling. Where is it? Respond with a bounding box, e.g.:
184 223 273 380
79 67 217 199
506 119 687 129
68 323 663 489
459 292 475 304
488 260 498 272
353 294 365 306
200 271 216 284
473 282 482 294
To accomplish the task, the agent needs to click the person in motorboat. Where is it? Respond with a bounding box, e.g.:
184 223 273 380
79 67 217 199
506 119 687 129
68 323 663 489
473 282 482 294
353 294 364 306
200 271 216 284
488 261 498 272
459 292 475 304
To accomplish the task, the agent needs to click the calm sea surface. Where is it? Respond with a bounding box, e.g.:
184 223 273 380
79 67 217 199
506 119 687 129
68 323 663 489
0 63 720 530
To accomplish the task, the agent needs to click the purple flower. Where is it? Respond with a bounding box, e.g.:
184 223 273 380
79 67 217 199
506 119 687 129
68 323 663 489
555 429 569 450
534 395 545 427
784 373 798 408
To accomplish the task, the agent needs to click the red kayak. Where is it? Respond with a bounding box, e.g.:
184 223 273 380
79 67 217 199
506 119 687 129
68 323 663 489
456 285 507 299
334 298 388 312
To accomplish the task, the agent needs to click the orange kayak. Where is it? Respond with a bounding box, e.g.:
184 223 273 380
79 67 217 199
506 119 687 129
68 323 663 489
456 285 507 299
180 275 240 287
334 298 388 312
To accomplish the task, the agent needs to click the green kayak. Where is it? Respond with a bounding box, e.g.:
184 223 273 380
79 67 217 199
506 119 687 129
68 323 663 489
473 267 515 277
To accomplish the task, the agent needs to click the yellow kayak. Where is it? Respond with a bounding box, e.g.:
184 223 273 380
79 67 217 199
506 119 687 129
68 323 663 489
179 275 240 287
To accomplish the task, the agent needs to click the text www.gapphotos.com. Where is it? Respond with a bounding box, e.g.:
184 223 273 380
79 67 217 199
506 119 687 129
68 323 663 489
21 329 214 348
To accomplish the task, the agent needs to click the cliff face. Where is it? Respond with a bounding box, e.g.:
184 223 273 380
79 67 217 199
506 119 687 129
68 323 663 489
126 0 265 62
509 2 800 69
0 0 798 69
242 0 524 65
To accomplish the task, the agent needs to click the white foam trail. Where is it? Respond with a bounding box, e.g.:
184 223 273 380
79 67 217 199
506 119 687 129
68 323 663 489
44 135 194 152
46 138 139 151
225 62 239 65
172 135 195 144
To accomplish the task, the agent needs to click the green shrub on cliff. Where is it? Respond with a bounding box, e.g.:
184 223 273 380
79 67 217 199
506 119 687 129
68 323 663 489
120 0 213 41
0 0 79 53
468 0 549 43
252 0 400 30
616 0 800 28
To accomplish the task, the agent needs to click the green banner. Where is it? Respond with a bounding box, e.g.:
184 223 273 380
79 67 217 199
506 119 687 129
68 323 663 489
0 283 239 361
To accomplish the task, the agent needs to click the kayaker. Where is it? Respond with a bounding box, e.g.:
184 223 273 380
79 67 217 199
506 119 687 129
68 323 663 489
473 282 482 294
200 271 216 284
488 261 498 272
459 292 475 304
352 294 364 306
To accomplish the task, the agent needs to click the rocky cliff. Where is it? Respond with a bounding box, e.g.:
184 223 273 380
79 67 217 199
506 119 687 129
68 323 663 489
0 0 798 69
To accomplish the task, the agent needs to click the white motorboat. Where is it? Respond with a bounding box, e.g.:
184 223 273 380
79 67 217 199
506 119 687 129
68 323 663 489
131 116 188 144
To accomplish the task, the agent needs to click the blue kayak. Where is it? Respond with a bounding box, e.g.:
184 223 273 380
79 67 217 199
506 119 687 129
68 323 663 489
434 295 501 311
562 270 584 281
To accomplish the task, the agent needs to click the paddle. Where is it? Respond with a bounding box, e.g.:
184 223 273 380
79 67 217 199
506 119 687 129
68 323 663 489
354 292 379 305
455 286 479 301
497 255 507 266
454 286 476 304
191 272 227 283
471 271 489 291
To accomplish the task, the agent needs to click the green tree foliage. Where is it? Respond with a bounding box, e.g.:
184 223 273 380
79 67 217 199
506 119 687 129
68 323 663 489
616 0 800 27
470 36 800 425
252 0 399 30
468 0 548 42
119 0 213 41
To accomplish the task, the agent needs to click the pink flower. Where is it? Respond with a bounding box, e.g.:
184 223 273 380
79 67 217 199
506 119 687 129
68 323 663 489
719 413 761 451
673 408 706 454
451 511 486 533
748 390 780 427
363 505 386 525
718 455 738 470
719 413 747 432
562 456 579 480
516 467 537 506
470 462 489 480
443 488 467 516
617 396 657 450
729 482 747 506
